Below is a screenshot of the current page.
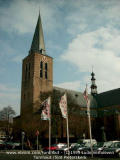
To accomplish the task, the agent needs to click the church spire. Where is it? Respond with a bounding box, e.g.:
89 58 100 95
29 11 46 55
90 69 97 95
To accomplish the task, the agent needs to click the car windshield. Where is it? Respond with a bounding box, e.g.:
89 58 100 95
84 143 91 147
103 141 113 147
51 144 58 147
72 143 84 149
109 142 120 148
93 142 104 147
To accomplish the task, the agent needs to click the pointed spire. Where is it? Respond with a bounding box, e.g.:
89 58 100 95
29 11 46 55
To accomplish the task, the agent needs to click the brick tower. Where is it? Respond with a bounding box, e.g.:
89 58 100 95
20 12 53 115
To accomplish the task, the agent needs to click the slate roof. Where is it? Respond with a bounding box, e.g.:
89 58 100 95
29 12 46 55
95 88 120 108
53 86 98 108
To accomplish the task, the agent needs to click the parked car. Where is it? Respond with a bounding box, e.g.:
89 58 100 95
97 141 114 152
68 143 86 155
0 140 6 150
5 141 15 150
77 141 118 156
56 144 68 155
43 143 67 153
77 139 97 145
102 141 120 158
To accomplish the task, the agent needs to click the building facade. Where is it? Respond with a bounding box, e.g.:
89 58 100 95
14 12 120 142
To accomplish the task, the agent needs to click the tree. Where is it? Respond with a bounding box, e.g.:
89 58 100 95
0 106 16 122
0 106 16 136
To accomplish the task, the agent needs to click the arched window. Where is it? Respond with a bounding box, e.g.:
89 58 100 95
45 63 48 79
40 70 43 78
40 61 43 69
45 63 47 70
40 61 43 78
45 71 47 79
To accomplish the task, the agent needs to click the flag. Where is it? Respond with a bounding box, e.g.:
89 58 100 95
41 97 51 120
59 93 67 118
35 130 39 136
83 85 90 113
27 139 31 148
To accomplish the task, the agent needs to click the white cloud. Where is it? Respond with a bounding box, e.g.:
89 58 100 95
0 0 62 34
0 84 20 115
61 27 120 93
55 81 82 91
65 0 120 36
12 55 24 63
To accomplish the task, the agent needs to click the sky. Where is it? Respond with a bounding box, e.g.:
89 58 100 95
1 0 120 115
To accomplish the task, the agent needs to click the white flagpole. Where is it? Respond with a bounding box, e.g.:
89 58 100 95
65 93 70 154
87 99 93 158
37 134 39 150
49 97 51 154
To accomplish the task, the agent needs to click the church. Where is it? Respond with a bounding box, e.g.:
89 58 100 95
14 12 120 143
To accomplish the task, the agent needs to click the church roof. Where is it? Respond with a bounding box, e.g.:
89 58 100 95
95 88 120 108
53 86 98 108
29 12 46 55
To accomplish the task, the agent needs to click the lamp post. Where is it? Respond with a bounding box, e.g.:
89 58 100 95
22 131 25 150
36 130 39 150
114 110 120 139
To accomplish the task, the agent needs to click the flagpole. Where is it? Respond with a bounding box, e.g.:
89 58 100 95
49 97 51 154
84 84 93 158
87 92 93 158
37 134 39 150
65 92 70 155
88 110 93 158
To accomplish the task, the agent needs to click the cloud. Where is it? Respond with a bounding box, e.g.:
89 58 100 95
12 55 24 63
65 0 120 36
0 83 20 115
61 27 120 93
0 0 63 34
55 81 82 91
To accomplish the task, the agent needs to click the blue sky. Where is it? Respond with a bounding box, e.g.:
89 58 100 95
1 0 120 115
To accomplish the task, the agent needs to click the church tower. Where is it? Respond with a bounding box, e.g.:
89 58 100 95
20 12 53 115
90 71 97 95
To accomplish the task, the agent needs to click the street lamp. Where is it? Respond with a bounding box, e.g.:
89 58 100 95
22 131 25 150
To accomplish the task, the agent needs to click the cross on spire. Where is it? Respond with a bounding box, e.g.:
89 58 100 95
29 11 46 55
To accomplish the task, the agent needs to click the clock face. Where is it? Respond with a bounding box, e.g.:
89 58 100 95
42 56 47 62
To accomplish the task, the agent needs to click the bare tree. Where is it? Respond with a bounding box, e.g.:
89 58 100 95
0 106 16 136
0 106 16 122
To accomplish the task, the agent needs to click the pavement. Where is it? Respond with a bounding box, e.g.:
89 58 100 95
0 151 120 160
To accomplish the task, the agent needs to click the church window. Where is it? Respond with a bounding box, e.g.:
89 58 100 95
45 63 48 79
40 61 43 78
40 70 43 78
40 61 43 69
45 63 48 70
45 71 47 79
28 71 30 79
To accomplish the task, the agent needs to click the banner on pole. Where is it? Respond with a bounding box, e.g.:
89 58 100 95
41 97 51 120
59 93 67 118
35 130 39 136
83 85 90 113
